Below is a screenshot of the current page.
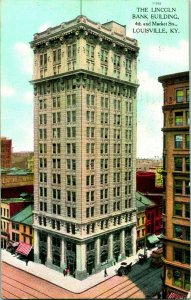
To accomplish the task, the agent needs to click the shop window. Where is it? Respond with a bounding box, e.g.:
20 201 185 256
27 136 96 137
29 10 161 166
184 273 190 290
172 269 182 287
52 252 60 267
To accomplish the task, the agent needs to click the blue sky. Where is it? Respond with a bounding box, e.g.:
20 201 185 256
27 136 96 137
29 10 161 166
1 0 189 157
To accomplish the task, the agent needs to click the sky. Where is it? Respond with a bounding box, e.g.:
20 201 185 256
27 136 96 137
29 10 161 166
1 0 189 158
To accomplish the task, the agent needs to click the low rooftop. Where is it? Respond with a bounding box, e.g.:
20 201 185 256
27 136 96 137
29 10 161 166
11 204 33 226
136 192 155 212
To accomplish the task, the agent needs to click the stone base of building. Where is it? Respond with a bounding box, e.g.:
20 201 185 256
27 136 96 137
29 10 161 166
75 270 88 280
34 254 41 264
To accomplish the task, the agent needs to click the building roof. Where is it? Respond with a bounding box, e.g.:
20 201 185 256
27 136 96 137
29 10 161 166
136 192 155 212
1 198 32 204
11 204 33 226
158 71 189 83
7 168 32 175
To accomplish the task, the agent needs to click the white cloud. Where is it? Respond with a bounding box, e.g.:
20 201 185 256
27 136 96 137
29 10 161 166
147 40 189 68
38 23 51 33
137 70 163 96
1 85 16 97
14 42 33 74
23 91 33 105
137 121 163 158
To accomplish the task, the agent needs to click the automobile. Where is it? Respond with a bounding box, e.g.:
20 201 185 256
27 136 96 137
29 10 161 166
138 253 148 264
117 262 132 276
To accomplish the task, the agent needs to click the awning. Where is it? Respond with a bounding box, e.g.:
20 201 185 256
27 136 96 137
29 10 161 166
15 242 32 256
167 292 186 299
147 234 159 244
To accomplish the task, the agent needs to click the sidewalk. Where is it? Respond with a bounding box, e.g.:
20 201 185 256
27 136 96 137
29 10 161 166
1 248 154 293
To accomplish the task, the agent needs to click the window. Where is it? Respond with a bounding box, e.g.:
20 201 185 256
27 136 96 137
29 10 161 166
53 48 61 64
185 204 190 218
186 111 189 125
174 180 183 194
174 248 190 264
172 270 190 290
174 203 182 216
86 44 94 58
186 89 189 102
113 54 120 68
185 180 190 195
126 59 132 72
176 90 183 103
185 157 190 172
67 94 76 107
40 53 47 66
185 134 189 148
101 49 108 64
86 94 95 107
174 157 182 171
174 225 190 241
175 112 183 126
67 44 77 60
12 222 19 231
174 135 183 148
12 232 19 242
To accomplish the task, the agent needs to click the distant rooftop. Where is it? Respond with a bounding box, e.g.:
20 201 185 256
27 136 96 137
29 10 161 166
11 204 33 226
1 198 32 204
1 167 32 175
136 192 155 212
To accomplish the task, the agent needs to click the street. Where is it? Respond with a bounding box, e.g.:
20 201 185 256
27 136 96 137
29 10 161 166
2 258 162 299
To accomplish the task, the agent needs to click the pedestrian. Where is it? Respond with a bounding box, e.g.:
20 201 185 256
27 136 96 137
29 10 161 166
26 258 28 266
66 267 69 275
63 269 66 276
104 268 108 277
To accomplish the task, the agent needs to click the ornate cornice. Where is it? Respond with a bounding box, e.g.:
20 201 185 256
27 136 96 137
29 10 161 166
162 103 189 111
30 15 139 55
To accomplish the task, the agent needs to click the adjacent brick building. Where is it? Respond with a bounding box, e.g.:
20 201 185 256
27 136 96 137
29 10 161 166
158 71 190 298
1 168 33 198
10 204 34 246
136 192 162 250
1 137 12 168
30 15 139 279
1 198 33 248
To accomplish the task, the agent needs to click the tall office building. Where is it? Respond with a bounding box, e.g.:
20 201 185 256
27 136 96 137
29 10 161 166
30 16 139 279
158 72 190 298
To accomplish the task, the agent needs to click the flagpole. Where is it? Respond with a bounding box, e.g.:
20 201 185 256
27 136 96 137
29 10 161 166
80 0 82 15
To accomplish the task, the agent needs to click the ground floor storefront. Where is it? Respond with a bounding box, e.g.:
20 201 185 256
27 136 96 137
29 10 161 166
33 225 136 280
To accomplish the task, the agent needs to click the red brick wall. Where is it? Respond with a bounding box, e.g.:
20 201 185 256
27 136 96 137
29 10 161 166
10 201 33 217
1 185 33 199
